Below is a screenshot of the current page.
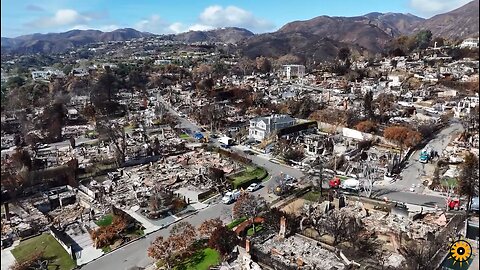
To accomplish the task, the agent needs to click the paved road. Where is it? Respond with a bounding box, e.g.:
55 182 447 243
390 121 464 193
157 96 202 134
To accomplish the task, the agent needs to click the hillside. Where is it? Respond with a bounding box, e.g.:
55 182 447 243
413 0 479 39
1 28 152 54
174 27 254 44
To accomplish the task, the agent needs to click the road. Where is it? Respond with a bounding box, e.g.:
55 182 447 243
157 96 202 134
388 120 464 193
83 96 457 270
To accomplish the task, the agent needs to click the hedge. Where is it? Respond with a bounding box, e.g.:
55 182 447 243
229 167 268 189
226 217 247 230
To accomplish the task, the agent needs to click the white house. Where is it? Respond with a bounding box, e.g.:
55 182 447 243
282 65 305 80
248 114 295 141
453 96 479 118
31 69 64 81
459 38 479 49
31 71 50 81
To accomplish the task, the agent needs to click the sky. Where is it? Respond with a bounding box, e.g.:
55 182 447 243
0 0 473 38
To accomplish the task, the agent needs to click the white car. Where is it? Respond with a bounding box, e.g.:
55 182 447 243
247 183 261 192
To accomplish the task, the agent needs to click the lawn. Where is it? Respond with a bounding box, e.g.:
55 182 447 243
247 225 263 236
441 177 458 188
302 190 322 202
175 248 220 270
226 217 247 230
231 166 267 188
95 214 113 227
11 233 76 270
179 133 190 139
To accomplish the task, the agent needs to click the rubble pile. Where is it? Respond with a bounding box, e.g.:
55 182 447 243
260 236 345 270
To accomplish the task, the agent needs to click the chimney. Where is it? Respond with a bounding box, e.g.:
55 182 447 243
4 203 10 221
279 216 286 238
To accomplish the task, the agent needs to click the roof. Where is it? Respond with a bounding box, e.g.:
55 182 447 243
251 114 295 124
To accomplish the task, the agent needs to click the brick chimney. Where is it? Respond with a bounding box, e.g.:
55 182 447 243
279 216 286 238
245 239 250 253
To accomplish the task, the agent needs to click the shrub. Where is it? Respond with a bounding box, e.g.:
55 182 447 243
226 217 247 230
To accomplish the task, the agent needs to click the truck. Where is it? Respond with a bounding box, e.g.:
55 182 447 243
222 189 241 204
218 136 234 146
340 178 360 191
329 177 341 188
419 148 431 163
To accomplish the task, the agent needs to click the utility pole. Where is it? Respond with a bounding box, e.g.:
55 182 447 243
318 162 323 199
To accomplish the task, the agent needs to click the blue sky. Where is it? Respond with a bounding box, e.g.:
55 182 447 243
1 0 473 37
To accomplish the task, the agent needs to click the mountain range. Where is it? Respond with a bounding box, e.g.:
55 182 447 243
1 0 478 57
1 28 153 54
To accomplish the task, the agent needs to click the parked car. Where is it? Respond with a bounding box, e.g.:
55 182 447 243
243 150 255 155
247 183 261 192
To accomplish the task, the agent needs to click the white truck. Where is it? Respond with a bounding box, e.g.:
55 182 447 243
341 178 360 191
218 136 234 146
222 189 241 204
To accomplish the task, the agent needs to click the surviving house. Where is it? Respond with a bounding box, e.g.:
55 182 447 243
282 65 305 80
248 114 295 141
459 37 479 49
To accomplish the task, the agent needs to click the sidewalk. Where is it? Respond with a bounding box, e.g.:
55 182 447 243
422 187 449 197
1 241 19 270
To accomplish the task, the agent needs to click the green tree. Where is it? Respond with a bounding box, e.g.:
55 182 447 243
6 76 26 88
63 64 73 75
458 152 479 212
415 30 433 50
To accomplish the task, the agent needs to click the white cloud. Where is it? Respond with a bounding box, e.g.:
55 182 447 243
409 0 472 17
197 5 273 32
70 24 91 30
98 25 119 32
68 24 119 32
136 6 273 34
168 22 185 34
188 24 215 32
27 9 92 28
134 14 172 34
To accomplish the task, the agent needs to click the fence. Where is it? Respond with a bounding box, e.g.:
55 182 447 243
216 148 252 164
198 188 217 202
49 227 75 260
